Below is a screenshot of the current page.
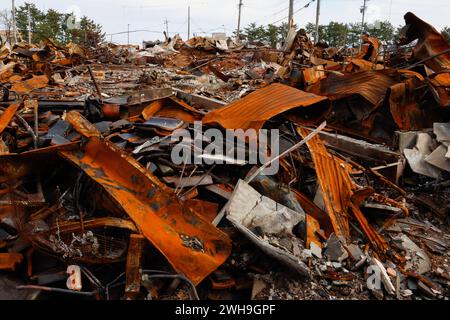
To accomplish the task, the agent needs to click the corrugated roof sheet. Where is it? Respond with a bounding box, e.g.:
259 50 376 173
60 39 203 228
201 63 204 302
313 70 397 105
203 83 330 131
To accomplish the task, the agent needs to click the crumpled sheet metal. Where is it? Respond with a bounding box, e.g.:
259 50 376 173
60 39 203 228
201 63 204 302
298 127 353 240
403 12 450 73
402 13 450 107
388 80 426 130
310 70 397 106
64 111 102 138
428 72 450 107
10 75 49 95
58 137 231 285
298 127 402 262
203 83 330 131
344 58 384 73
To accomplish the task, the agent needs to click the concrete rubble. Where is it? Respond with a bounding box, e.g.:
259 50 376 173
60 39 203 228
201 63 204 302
0 12 449 300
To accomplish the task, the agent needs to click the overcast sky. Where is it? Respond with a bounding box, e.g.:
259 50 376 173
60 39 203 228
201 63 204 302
11 0 450 44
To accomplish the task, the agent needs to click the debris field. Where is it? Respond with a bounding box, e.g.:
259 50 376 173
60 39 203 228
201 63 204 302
0 12 449 300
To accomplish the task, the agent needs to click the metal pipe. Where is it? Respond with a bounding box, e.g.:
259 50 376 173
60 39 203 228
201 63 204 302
17 285 97 297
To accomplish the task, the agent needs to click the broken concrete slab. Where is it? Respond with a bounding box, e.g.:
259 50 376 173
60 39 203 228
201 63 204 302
324 233 349 263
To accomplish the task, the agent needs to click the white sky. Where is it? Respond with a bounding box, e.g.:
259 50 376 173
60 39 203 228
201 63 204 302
10 0 450 44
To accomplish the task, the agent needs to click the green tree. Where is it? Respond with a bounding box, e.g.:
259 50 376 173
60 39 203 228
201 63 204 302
15 3 45 43
243 23 267 42
265 24 279 48
347 23 362 47
326 22 348 47
36 9 63 43
14 3 104 47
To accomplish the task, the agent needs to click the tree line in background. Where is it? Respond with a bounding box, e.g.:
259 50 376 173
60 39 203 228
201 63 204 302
242 20 450 48
0 3 105 47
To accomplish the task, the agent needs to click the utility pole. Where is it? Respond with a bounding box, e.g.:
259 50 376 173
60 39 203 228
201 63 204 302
360 0 369 45
288 0 294 30
187 6 191 40
164 18 169 36
314 0 321 44
236 0 243 39
27 4 32 44
11 0 17 44
127 24 130 45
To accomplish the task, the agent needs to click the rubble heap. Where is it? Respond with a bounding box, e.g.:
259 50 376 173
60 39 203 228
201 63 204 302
0 12 449 300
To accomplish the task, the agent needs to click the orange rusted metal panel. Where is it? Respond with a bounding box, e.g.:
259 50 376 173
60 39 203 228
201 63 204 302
11 75 49 94
203 83 330 131
292 189 333 238
306 215 322 249
59 137 231 285
403 12 450 73
298 127 352 240
142 97 203 123
388 80 427 130
0 103 20 135
186 199 219 223
142 100 164 121
299 127 403 261
429 72 450 107
125 234 145 299
0 253 23 271
311 70 397 106
65 111 102 138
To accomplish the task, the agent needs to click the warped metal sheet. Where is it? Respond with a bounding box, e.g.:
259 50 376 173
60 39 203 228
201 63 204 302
203 83 330 131
11 75 49 94
313 70 397 105
403 12 450 73
298 127 403 262
388 80 427 130
298 127 353 240
59 137 231 285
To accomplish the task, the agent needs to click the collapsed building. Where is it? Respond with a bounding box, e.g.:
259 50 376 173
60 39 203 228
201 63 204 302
0 12 449 300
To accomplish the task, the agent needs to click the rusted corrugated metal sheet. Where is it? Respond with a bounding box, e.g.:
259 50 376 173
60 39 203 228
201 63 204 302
298 127 353 240
203 83 330 131
298 127 405 262
59 137 231 285
311 70 397 106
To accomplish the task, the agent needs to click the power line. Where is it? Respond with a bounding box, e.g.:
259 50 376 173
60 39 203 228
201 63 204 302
254 0 301 24
268 0 316 26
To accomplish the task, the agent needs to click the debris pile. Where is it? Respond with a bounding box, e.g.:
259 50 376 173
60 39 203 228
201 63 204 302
0 12 449 300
